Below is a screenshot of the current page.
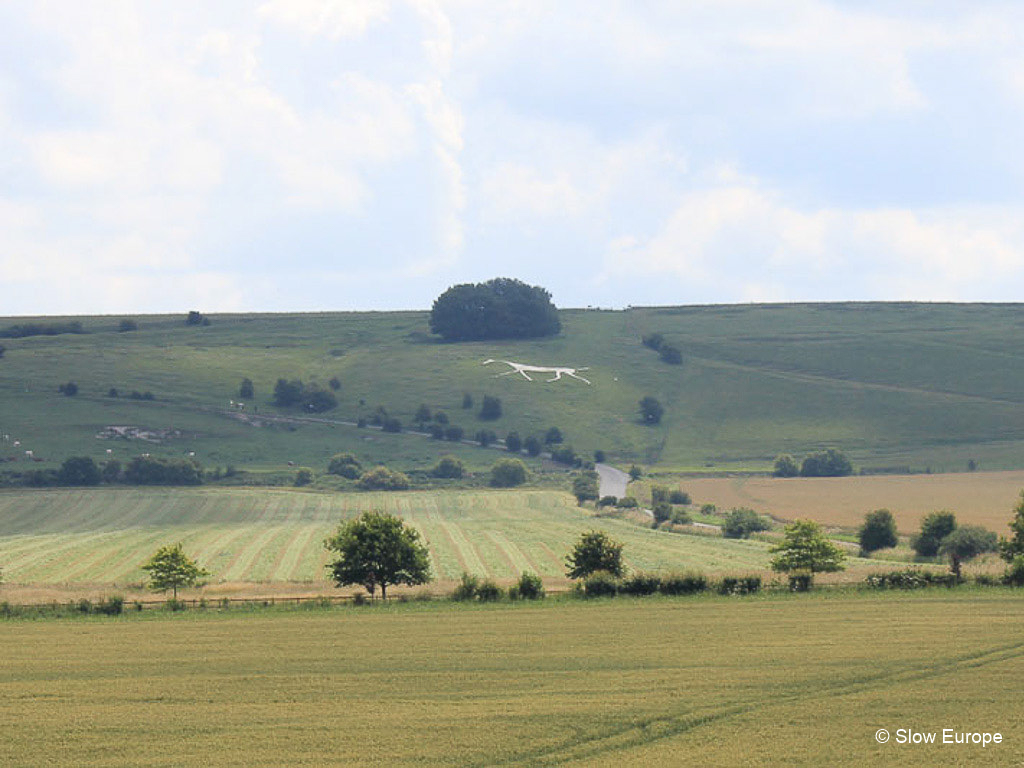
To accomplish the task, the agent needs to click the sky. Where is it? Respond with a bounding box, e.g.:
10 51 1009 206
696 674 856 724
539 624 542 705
3 0 1024 314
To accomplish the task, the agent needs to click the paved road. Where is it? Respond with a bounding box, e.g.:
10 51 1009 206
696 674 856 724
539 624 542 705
595 463 631 499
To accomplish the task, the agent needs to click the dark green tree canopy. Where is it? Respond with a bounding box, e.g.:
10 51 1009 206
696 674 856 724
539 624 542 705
912 510 957 557
429 278 561 341
799 449 852 477
940 525 997 578
999 491 1024 563
858 508 898 554
324 511 431 599
769 520 846 575
565 530 624 579
58 456 101 486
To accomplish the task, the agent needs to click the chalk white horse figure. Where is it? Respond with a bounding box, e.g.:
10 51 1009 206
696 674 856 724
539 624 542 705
482 359 591 385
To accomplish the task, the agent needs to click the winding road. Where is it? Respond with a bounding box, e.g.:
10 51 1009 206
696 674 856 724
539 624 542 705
595 463 630 499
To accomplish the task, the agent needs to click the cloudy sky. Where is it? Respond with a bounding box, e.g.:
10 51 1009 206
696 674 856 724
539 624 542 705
3 1 1024 314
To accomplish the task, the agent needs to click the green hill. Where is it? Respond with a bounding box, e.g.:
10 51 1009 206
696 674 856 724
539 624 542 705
2 302 1024 475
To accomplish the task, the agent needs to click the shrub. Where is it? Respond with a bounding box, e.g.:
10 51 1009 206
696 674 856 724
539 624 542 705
273 379 304 407
118 319 138 332
356 417 368 428
381 417 402 433
479 395 502 421
638 396 663 425
651 485 669 504
431 455 464 479
652 501 673 525
476 580 503 602
593 449 606 463
641 333 664 350
669 489 691 505
718 576 763 595
327 453 362 479
444 425 465 442
352 592 368 606
912 511 957 557
239 378 254 399
658 345 682 365
505 431 522 453
597 495 618 508
773 454 800 477
670 508 692 525
660 571 708 595
858 509 898 554
620 572 661 596
96 596 124 615
617 496 639 509
475 429 496 447
544 426 564 445
433 411 449 424
186 311 209 326
516 572 545 600
294 469 313 486
165 598 187 611
701 503 717 515
428 424 444 439
462 393 473 409
524 436 542 456
356 466 411 491
490 458 527 487
58 456 101 486
582 571 619 598
58 381 79 396
865 569 959 589
107 387 118 397
572 471 599 503
452 572 479 601
1004 555 1024 586
328 377 341 391
550 445 579 466
628 465 642 480
0 321 84 338
722 508 770 539
414 404 432 424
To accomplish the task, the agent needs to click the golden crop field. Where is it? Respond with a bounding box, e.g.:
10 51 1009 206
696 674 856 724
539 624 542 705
0 591 1021 766
682 470 1024 533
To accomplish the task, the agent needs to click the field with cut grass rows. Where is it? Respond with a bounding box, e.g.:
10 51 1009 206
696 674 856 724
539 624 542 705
0 487 774 585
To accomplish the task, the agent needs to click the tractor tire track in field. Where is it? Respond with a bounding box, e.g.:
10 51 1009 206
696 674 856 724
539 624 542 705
479 639 1024 767
220 526 285 581
484 531 539 576
271 525 320 581
440 521 489 577
247 526 304 581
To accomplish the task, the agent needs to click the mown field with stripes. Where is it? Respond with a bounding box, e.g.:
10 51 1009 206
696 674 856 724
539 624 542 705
0 487 772 585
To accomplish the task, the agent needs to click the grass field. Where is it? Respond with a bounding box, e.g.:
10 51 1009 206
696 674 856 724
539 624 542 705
678 470 1024 533
5 303 1024 474
0 487 775 586
1 591 1021 766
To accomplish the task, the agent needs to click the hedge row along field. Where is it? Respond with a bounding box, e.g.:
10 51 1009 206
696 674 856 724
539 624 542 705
1 592 1022 766
0 487 772 584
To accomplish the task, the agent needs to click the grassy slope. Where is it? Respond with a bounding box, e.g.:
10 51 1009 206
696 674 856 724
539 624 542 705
0 487 774 585
4 303 1024 474
1 592 1021 766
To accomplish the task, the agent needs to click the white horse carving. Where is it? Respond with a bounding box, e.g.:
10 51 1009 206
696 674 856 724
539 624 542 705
482 359 591 385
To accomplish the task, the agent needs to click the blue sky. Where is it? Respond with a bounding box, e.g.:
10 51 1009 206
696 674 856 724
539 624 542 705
3 1 1024 314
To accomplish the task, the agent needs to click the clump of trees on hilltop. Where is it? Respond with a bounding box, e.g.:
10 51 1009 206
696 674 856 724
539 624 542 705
429 278 560 341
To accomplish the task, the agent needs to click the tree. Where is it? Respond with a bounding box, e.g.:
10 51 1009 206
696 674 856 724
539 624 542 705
475 429 496 447
572 471 599 504
773 454 799 477
58 381 79 396
658 345 682 365
327 453 362 479
490 458 527 487
58 456 101 486
118 318 138 332
641 333 664 350
101 460 121 483
524 435 542 456
444 425 464 442
431 455 464 478
565 531 624 579
462 392 473 409
628 465 642 480
769 520 846 585
239 378 254 399
414 404 432 425
273 378 304 407
912 511 957 557
799 449 852 477
505 431 522 453
324 511 431 599
652 501 673 524
357 466 410 491
638 396 663 425
999 491 1024 563
939 525 998 579
723 508 770 539
429 277 560 341
141 543 209 599
328 377 341 391
294 468 313 486
858 509 898 554
186 310 209 326
544 426 563 445
479 395 502 421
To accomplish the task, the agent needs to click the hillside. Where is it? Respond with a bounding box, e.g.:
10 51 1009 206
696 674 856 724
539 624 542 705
2 303 1024 475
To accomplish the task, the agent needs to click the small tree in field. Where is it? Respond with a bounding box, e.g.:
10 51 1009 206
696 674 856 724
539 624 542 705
858 509 898 555
142 543 209 599
638 396 663 425
912 511 957 557
490 458 527 487
565 530 624 579
773 454 799 477
999 491 1024 563
939 525 997 579
769 520 846 588
324 511 431 600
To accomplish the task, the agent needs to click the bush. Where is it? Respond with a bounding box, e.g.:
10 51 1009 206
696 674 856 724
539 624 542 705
490 458 527 487
273 379 304 407
328 377 341 391
186 311 209 326
479 395 502 421
118 319 138 332
0 321 84 338
912 510 957 557
429 278 560 341
327 453 362 479
773 454 800 477
550 445 579 466
652 501 673 525
660 571 708 595
658 345 682 365
593 449 606 463
516 572 545 600
616 497 639 509
294 469 313 486
628 465 643 480
788 571 813 592
476 580 503 602
718 576 762 595
96 596 124 615
427 424 444 440
670 508 692 525
800 449 853 477
431 455 464 479
356 466 411 491
858 509 898 554
1004 555 1024 586
58 456 101 486
524 436 542 456
641 333 664 350
572 471 599 503
272 379 337 412
475 429 496 447
414 404 432 424
597 495 618 508
638 396 663 425
58 381 79 396
620 572 661 596
107 387 118 397
381 417 402 433
544 427 563 445
452 572 479 601
462 393 473 409
722 508 771 539
701 503 717 515
239 378 254 399
101 460 121 483
864 569 960 589
125 456 203 485
433 411 449 424
582 570 619 598
669 489 691 505
651 485 669 504
444 425 465 442
505 431 522 453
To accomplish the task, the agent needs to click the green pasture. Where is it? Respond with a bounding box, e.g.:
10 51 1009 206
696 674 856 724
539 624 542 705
1 591 1021 766
4 303 1024 473
0 487 771 584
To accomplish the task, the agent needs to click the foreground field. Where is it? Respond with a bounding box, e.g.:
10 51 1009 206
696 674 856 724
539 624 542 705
0 591 1021 766
681 470 1024 533
0 487 771 586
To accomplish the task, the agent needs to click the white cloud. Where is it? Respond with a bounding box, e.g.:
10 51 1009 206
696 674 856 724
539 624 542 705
257 0 390 40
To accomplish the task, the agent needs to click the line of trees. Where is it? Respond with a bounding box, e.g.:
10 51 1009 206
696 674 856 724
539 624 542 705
773 449 852 477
